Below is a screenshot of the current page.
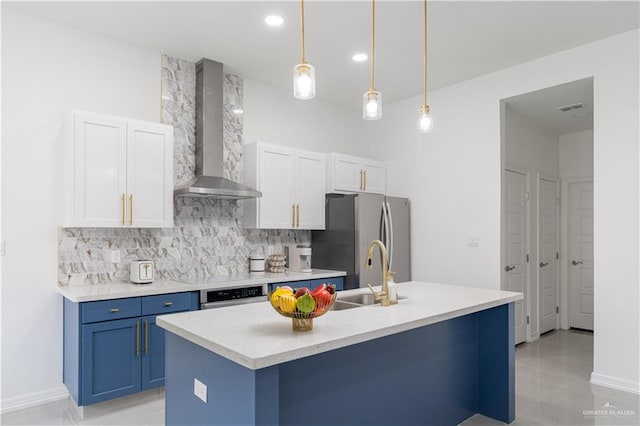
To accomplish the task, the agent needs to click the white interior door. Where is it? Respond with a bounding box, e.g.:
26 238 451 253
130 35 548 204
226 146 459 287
539 177 559 334
569 181 594 330
505 169 528 344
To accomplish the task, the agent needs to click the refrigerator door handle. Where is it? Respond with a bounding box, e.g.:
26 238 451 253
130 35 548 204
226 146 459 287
386 201 394 271
380 201 386 246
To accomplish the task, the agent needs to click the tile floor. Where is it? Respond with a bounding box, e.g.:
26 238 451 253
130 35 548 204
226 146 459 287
2 330 639 425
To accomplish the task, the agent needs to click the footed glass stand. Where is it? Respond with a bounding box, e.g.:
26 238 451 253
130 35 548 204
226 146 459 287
292 318 313 332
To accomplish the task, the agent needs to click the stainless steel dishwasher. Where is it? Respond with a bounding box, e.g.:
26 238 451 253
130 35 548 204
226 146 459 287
200 284 268 309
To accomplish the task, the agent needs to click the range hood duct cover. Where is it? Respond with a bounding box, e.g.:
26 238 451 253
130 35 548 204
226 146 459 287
174 58 261 199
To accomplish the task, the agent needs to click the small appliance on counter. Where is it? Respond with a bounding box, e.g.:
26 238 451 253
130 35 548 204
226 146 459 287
130 260 154 284
285 244 312 273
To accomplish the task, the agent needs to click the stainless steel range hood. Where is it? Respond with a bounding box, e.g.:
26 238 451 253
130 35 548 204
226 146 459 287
174 58 261 199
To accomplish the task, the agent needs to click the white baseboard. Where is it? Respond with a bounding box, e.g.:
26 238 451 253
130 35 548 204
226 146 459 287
0 386 69 415
591 372 640 395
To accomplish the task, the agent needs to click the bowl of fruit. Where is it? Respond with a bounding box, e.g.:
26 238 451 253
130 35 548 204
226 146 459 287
269 283 338 332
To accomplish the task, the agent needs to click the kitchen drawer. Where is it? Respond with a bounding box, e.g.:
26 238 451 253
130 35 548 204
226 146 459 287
81 298 141 324
142 292 193 316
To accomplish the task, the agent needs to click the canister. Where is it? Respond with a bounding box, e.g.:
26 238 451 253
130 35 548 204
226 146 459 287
250 255 265 273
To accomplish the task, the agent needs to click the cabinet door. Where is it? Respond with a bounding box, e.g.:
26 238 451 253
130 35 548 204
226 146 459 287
331 154 363 193
73 112 127 227
126 121 174 228
295 152 326 229
258 145 295 228
81 318 141 405
362 160 386 194
141 315 165 390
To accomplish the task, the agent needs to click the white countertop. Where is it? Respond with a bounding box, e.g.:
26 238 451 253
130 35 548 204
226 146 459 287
157 281 523 370
57 269 346 302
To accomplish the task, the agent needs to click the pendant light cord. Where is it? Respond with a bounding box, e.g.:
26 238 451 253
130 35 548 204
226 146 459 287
301 0 306 63
423 0 427 106
370 0 376 91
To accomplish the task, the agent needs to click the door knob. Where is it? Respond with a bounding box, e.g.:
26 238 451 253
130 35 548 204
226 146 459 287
539 261 549 268
504 265 515 272
571 260 583 266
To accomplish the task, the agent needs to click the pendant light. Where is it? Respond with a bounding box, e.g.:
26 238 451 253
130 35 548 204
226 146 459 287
417 0 433 132
293 0 316 99
363 0 381 120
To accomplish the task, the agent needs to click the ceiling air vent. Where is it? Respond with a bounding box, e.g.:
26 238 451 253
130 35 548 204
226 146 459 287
557 102 584 112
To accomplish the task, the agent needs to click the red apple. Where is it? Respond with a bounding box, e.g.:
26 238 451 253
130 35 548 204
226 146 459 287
294 287 310 298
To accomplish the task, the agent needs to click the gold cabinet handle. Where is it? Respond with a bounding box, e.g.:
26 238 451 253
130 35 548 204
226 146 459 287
292 204 296 227
144 320 149 355
164 301 173 307
296 204 300 228
109 308 120 313
121 193 126 225
136 321 140 357
128 194 133 226
364 170 367 191
359 170 364 191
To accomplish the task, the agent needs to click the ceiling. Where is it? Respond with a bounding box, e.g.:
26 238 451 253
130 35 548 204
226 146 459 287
505 77 594 135
4 1 639 110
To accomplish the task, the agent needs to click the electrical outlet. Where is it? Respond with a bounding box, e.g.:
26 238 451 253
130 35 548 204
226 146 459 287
467 237 479 248
111 250 121 263
194 378 207 403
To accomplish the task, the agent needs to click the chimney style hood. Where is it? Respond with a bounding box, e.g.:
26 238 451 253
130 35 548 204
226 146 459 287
174 59 261 199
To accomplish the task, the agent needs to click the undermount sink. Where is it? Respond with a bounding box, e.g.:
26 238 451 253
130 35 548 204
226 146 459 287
333 293 407 310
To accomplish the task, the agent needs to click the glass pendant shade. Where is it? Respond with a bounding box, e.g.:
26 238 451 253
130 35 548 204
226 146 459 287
418 106 433 133
363 90 382 120
293 63 316 100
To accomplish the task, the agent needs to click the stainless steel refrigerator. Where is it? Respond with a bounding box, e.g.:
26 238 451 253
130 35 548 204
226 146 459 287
312 193 410 290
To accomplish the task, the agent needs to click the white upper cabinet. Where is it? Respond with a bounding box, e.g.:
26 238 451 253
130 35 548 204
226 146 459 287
242 142 325 230
327 153 386 194
65 111 174 228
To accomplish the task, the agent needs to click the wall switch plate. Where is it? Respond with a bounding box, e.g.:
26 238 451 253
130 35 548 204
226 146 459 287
111 250 121 263
467 237 479 248
194 378 207 403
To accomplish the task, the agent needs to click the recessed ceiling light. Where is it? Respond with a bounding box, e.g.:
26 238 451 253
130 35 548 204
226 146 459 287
265 15 284 27
352 53 368 62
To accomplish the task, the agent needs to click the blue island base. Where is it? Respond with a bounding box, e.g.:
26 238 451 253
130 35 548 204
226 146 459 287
165 303 514 426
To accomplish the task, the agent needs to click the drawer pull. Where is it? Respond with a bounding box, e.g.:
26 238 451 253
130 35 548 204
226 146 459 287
109 308 120 313
164 302 173 307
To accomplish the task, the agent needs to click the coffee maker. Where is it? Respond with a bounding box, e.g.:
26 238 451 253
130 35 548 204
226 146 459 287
285 244 312 273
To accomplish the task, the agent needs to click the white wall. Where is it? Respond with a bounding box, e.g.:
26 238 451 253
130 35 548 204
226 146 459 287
243 79 364 156
505 107 560 339
364 30 639 393
1 8 162 411
559 130 594 178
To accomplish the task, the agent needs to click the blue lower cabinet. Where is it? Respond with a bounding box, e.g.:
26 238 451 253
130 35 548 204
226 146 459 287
81 318 141 405
141 315 166 391
310 277 344 291
268 277 344 293
64 291 198 406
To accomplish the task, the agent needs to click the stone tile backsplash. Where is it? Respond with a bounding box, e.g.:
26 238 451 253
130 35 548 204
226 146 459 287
58 56 309 285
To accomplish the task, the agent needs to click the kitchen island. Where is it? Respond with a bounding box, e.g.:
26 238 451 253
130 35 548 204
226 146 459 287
158 281 522 426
